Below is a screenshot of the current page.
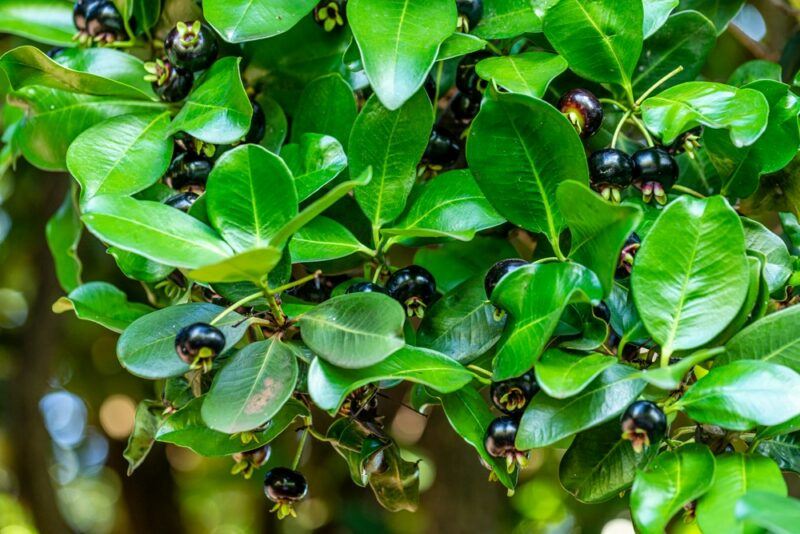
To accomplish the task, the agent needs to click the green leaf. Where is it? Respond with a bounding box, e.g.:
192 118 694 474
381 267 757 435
45 188 82 293
0 0 77 46
560 421 657 503
299 293 405 369
417 277 505 364
131 0 160 32
437 32 486 61
348 0 455 110
631 196 749 356
677 360 800 430
641 82 769 147
351 91 433 228
736 491 800 534
636 347 722 390
187 246 283 284
630 444 716 534
282 133 347 202
169 57 252 144
490 262 603 381
53 47 155 96
308 345 472 412
123 400 163 475
437 387 517 489
53 281 152 333
203 0 317 43
202 338 299 434
633 10 717 95
558 181 642 295
755 433 800 474
705 81 800 197
206 144 297 252
742 217 793 293
108 247 172 284
517 365 645 449
291 73 356 149
384 169 504 241
728 60 782 87
255 94 287 152
677 0 745 34
720 305 800 372
156 397 308 456
67 112 173 201
82 195 233 270
466 93 588 249
642 0 679 37
544 0 643 90
117 303 249 379
367 444 420 512
696 454 787 534
415 237 517 293
475 52 567 98
0 45 153 100
473 0 554 38
535 349 616 399
290 216 371 263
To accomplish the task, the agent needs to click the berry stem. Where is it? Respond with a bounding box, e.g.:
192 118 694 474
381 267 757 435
210 290 266 325
611 109 633 149
671 184 706 199
599 98 629 111
467 364 493 378
264 292 286 327
634 65 685 108
485 41 504 56
269 270 323 295
291 422 311 470
628 114 655 147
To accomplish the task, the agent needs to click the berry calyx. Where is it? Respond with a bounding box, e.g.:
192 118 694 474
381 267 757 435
667 127 702 159
264 467 308 519
165 192 199 212
231 445 271 479
165 21 219 72
631 147 678 205
490 371 538 414
144 58 193 103
346 282 387 295
484 258 527 299
422 127 461 169
558 88 603 138
386 266 437 318
588 149 633 203
621 400 667 453
314 0 346 32
245 101 267 145
615 233 641 279
456 0 483 33
165 151 213 191
484 416 528 471
174 322 225 373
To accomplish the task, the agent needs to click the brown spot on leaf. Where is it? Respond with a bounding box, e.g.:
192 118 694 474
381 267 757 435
244 378 278 415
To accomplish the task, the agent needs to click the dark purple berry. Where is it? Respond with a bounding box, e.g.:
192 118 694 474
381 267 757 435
456 0 483 33
165 21 219 72
232 445 271 479
245 101 267 144
490 371 538 414
631 147 678 205
621 400 667 452
559 89 603 138
386 266 436 317
174 322 225 372
264 467 308 519
484 258 527 299
346 282 387 295
147 59 194 103
85 1 124 43
165 192 198 212
484 416 528 470
588 149 633 203
165 151 213 191
422 127 461 168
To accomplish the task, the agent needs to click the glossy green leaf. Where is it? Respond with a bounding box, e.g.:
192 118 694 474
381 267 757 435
82 195 233 270
729 60 782 87
0 0 75 45
384 169 504 241
53 281 152 333
474 0 555 39
736 491 800 534
169 57 252 144
558 181 642 295
677 360 800 430
254 94 287 152
367 443 420 512
544 0 643 91
630 444 715 534
677 0 745 33
123 400 163 475
108 248 172 284
467 93 588 248
291 73 356 149
755 433 800 474
290 216 371 263
437 32 486 61
45 188 82 292
52 47 155 96
348 0 455 110
636 347 721 390
491 262 603 381
308 345 472 412
156 397 308 456
117 303 249 379
417 277 505 364
641 82 769 147
67 112 173 201
350 91 432 228
437 387 516 489
475 52 567 98
696 454 787 534
517 365 646 449
415 237 517 293
203 0 317 43
643 0 679 37
560 421 657 503
705 81 800 197
299 293 405 369
187 246 283 284
633 11 716 95
720 305 800 372
282 133 347 202
535 349 616 399
742 217 793 293
632 196 749 356
202 338 299 434
206 144 297 252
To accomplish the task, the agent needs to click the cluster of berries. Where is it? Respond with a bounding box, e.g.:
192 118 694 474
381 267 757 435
72 0 124 44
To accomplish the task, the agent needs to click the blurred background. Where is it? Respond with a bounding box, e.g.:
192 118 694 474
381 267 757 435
1 1 800 532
